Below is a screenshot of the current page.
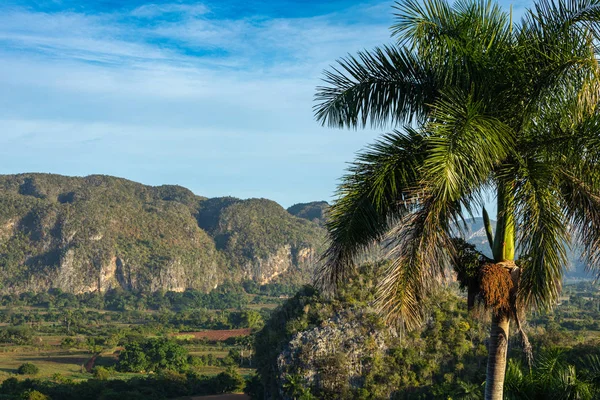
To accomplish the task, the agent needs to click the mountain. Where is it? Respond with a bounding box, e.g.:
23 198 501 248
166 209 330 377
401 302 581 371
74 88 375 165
197 197 325 284
0 173 325 295
0 173 589 296
459 217 589 279
287 202 329 226
457 217 496 257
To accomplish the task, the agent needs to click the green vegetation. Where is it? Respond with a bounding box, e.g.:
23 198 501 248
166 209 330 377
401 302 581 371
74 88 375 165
504 350 600 400
314 0 600 398
117 338 188 373
198 197 325 283
0 264 594 399
0 283 281 399
252 269 600 399
0 173 324 295
91 366 110 381
287 202 329 226
0 368 246 400
17 363 39 376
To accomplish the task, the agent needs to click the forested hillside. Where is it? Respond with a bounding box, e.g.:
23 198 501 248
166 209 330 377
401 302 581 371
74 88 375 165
0 174 325 294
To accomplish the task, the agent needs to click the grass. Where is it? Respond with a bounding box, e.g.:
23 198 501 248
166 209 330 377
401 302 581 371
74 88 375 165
0 348 92 378
0 341 255 383
188 350 229 357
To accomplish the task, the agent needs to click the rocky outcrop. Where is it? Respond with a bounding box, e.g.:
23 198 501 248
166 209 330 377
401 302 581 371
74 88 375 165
198 196 325 286
246 245 293 284
276 310 390 399
244 245 317 285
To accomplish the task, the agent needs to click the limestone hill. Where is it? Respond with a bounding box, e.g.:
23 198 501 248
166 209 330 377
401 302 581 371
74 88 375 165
0 173 325 294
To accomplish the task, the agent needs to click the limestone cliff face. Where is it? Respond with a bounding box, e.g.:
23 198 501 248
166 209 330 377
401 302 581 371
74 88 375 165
245 245 292 285
244 245 317 285
0 173 324 294
198 197 325 286
276 311 389 399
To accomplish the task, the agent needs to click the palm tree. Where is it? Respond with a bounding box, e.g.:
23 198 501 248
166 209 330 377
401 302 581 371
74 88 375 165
314 0 600 399
504 350 600 399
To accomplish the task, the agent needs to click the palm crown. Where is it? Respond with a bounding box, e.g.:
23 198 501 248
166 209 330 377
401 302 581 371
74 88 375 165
315 1 600 397
316 0 600 323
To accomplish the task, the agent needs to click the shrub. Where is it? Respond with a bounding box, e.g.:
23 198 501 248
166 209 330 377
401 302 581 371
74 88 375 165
214 367 245 393
92 366 111 380
60 337 77 348
244 374 264 398
21 390 50 400
17 363 39 375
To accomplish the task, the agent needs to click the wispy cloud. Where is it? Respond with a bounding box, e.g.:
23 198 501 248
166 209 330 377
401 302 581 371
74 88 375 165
0 1 400 205
1 2 393 69
130 3 210 18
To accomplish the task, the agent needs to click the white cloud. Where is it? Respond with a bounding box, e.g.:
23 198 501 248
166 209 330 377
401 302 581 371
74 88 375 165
130 3 210 18
0 2 393 70
0 1 393 204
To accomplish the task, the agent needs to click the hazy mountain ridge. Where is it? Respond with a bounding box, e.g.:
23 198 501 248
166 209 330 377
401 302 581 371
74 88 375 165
0 173 325 294
459 217 588 279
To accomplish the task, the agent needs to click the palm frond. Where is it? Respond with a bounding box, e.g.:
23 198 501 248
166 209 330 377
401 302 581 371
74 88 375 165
316 129 425 290
503 359 532 400
392 0 512 55
377 193 458 329
516 0 600 128
514 156 569 308
560 163 600 277
534 111 600 278
524 0 600 34
375 90 511 327
391 0 456 48
314 46 435 129
423 89 514 212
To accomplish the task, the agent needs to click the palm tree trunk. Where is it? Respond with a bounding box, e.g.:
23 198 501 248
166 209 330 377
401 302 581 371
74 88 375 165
486 182 515 399
485 313 510 400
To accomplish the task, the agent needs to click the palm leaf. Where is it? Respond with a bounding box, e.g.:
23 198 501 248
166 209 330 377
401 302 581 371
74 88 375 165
316 128 425 290
514 156 569 308
314 46 435 129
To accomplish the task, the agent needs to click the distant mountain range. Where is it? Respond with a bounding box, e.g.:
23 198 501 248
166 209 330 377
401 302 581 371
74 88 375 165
0 173 590 295
458 217 589 279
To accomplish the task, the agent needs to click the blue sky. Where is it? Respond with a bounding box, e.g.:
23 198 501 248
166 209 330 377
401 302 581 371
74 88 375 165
0 0 530 208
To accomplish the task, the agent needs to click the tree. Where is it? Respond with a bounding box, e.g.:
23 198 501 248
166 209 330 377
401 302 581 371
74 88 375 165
21 390 50 400
92 366 111 381
117 338 188 373
314 0 600 399
215 367 245 394
17 363 39 375
504 350 600 399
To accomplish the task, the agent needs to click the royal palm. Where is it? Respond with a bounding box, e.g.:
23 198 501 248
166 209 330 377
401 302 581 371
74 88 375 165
314 0 600 398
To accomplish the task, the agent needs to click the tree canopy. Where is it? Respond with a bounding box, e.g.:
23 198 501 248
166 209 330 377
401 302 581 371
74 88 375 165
316 0 600 328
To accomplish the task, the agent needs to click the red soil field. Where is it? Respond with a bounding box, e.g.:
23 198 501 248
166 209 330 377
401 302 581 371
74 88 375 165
172 329 252 341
